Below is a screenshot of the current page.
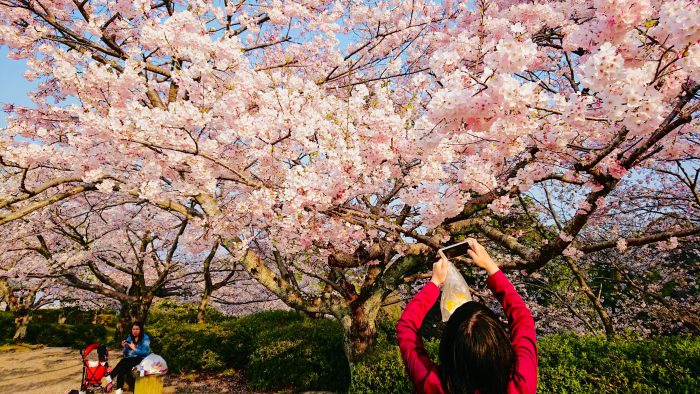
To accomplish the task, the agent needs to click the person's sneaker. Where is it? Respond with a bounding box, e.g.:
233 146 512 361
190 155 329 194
104 382 113 392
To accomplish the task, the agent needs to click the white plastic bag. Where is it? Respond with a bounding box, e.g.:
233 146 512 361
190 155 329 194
139 353 168 375
440 260 472 322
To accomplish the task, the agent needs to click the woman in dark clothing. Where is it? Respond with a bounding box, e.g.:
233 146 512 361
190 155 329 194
105 321 151 393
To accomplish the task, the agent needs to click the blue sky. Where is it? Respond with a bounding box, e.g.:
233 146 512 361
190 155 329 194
0 46 37 128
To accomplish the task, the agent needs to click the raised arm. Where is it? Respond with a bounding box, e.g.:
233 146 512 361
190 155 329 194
396 281 441 388
468 238 538 393
486 271 538 392
396 258 447 391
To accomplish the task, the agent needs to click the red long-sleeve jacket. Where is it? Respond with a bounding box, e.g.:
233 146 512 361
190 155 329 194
396 270 538 394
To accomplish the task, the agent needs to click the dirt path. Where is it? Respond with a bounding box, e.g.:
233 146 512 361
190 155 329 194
0 346 259 394
0 346 81 394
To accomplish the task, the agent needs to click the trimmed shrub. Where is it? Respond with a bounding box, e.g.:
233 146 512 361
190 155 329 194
24 323 110 348
537 334 700 393
149 300 227 326
149 310 350 392
147 322 239 373
32 309 63 323
245 315 350 392
350 339 439 394
0 311 14 344
149 301 200 325
93 313 118 327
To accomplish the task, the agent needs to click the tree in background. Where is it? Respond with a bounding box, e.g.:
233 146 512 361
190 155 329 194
0 274 61 341
2 195 199 337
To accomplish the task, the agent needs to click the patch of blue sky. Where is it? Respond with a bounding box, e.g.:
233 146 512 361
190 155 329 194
0 46 37 128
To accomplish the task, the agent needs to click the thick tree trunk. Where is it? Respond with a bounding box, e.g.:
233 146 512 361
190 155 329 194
116 302 134 340
341 292 384 362
12 312 31 342
116 299 152 339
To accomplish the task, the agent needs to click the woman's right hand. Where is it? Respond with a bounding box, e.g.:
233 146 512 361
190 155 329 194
466 238 500 275
121 340 127 347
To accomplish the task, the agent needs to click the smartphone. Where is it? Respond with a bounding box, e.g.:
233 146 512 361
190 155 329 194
438 240 473 261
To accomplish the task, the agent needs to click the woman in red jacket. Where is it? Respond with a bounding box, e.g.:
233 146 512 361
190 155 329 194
396 239 538 394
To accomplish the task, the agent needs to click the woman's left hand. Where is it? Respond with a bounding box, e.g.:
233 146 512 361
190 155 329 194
128 342 136 350
430 257 448 288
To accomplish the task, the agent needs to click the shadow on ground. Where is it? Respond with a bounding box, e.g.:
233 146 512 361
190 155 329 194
0 346 262 394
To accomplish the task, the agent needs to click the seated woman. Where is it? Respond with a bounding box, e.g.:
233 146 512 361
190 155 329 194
105 321 151 394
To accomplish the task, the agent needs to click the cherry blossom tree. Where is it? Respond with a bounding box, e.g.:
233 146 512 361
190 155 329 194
511 239 700 338
0 211 64 341
0 0 699 359
0 273 60 341
185 242 284 323
0 194 203 337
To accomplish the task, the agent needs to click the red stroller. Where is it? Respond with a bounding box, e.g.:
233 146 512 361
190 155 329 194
80 343 110 393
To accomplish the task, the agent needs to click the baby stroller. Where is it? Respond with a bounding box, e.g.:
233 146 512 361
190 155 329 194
79 343 110 393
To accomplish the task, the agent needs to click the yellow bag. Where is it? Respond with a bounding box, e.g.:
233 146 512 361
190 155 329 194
440 259 473 322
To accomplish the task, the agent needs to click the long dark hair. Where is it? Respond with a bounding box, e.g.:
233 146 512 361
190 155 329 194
131 321 145 344
439 301 516 394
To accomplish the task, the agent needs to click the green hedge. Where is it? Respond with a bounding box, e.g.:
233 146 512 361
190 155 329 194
0 310 115 347
537 334 700 393
350 335 440 394
242 312 350 392
146 312 290 373
149 310 350 392
0 312 14 344
148 322 239 372
24 323 112 348
149 300 227 326
31 308 117 326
